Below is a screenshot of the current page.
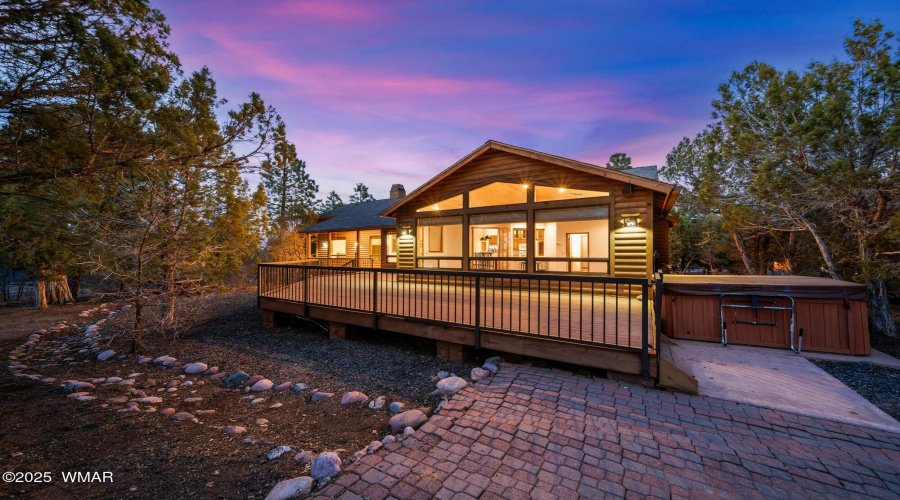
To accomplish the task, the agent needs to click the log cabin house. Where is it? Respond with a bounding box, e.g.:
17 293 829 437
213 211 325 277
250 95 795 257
301 140 680 278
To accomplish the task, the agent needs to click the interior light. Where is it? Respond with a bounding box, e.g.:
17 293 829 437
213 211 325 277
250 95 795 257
558 188 566 192
522 184 529 189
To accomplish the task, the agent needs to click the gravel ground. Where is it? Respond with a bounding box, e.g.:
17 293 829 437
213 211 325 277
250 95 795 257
871 331 900 359
813 360 900 422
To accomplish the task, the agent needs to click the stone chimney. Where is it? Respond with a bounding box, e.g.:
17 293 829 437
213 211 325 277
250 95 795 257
390 184 406 199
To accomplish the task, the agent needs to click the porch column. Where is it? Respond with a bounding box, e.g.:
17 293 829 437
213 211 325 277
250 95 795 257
526 186 535 273
461 192 470 271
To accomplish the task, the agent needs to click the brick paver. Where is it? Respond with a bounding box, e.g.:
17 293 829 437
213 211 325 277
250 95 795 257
313 364 900 499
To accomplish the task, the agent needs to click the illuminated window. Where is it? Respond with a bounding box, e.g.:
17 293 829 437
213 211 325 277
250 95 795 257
416 194 463 212
331 237 347 256
469 182 527 208
534 186 609 203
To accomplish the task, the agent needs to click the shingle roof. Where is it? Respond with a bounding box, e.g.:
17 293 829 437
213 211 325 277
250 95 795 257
624 165 659 180
301 199 397 233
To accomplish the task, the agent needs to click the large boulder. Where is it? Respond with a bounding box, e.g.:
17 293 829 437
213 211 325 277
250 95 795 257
183 362 208 375
340 391 368 404
388 409 428 434
310 452 341 481
436 376 468 396
265 476 314 500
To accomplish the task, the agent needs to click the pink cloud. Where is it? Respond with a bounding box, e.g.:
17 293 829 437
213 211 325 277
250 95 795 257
263 0 387 25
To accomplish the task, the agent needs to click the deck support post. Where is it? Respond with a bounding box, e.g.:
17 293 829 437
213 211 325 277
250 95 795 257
641 281 649 380
474 275 481 349
329 321 361 340
262 309 291 328
436 340 474 363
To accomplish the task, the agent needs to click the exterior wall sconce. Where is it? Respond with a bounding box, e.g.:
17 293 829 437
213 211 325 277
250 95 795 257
400 225 412 236
620 213 641 227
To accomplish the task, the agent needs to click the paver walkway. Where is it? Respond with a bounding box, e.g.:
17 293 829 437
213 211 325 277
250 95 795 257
314 364 900 500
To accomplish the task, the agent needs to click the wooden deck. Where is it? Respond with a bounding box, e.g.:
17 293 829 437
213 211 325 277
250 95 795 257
261 274 650 351
258 266 659 377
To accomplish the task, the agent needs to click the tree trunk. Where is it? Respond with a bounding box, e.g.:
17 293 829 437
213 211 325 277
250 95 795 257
867 276 897 337
731 232 757 275
47 275 74 305
161 265 177 327
34 269 48 310
796 213 843 280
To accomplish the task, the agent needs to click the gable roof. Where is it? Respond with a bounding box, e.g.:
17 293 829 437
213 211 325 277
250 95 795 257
301 199 397 233
382 140 678 217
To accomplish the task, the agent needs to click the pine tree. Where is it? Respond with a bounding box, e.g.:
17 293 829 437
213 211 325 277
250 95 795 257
319 191 344 213
260 127 319 228
349 183 376 203
605 153 632 171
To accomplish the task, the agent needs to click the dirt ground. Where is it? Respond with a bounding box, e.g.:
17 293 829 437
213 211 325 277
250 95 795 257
0 291 475 499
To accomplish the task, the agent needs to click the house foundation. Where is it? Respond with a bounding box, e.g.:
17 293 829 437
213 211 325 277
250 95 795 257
436 340 474 363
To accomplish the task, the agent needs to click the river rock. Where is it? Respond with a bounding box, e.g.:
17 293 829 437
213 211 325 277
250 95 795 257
183 397 202 403
256 418 269 426
202 366 219 376
436 377 467 396
210 372 227 380
183 362 208 375
140 396 163 404
267 445 292 460
118 379 135 386
225 371 250 387
137 356 152 364
170 412 194 421
310 392 333 402
368 396 385 410
484 356 503 366
67 392 90 399
246 375 265 387
471 367 490 381
381 435 396 444
388 402 404 413
274 382 292 391
388 409 428 433
160 408 176 417
107 396 128 404
437 370 449 379
340 391 368 404
292 383 308 392
97 350 116 361
64 381 94 392
310 452 341 481
365 440 383 454
294 450 316 465
264 476 314 500
224 426 247 435
251 379 274 392
482 362 500 374
106 377 123 384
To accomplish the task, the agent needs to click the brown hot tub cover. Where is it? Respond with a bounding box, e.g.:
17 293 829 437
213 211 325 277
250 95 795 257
661 275 866 301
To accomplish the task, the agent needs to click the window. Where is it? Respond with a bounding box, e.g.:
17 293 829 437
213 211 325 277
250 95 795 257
469 212 527 270
386 232 397 263
534 207 609 273
469 182 528 208
331 237 347 257
370 237 382 258
534 186 609 203
416 194 463 212
417 217 463 268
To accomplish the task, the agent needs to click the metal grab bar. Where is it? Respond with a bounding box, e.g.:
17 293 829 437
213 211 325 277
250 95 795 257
718 292 799 353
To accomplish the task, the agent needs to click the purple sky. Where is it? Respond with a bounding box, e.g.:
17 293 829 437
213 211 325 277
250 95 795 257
155 0 899 200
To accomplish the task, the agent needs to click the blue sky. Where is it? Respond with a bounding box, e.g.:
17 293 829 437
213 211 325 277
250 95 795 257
155 0 900 199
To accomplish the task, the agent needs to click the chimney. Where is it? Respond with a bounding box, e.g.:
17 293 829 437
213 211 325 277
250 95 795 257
390 184 406 199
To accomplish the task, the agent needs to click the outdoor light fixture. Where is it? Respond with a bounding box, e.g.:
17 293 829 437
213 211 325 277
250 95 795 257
619 213 641 227
558 187 566 192
400 225 412 236
522 184 529 189
433 204 439 210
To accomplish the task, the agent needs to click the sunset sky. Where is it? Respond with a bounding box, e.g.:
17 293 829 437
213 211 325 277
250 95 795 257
155 0 899 200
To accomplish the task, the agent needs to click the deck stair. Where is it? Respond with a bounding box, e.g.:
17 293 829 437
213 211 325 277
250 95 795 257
657 334 698 393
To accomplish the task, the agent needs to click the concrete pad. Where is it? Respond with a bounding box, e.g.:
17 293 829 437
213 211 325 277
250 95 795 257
800 348 900 370
677 340 900 433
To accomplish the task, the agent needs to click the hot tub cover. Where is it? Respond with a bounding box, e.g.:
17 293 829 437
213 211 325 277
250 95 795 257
661 275 866 301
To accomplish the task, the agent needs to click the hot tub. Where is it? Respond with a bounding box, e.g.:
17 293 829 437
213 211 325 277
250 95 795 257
659 275 869 355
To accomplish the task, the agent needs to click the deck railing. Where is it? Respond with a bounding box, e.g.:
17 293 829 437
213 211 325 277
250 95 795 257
259 264 653 378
